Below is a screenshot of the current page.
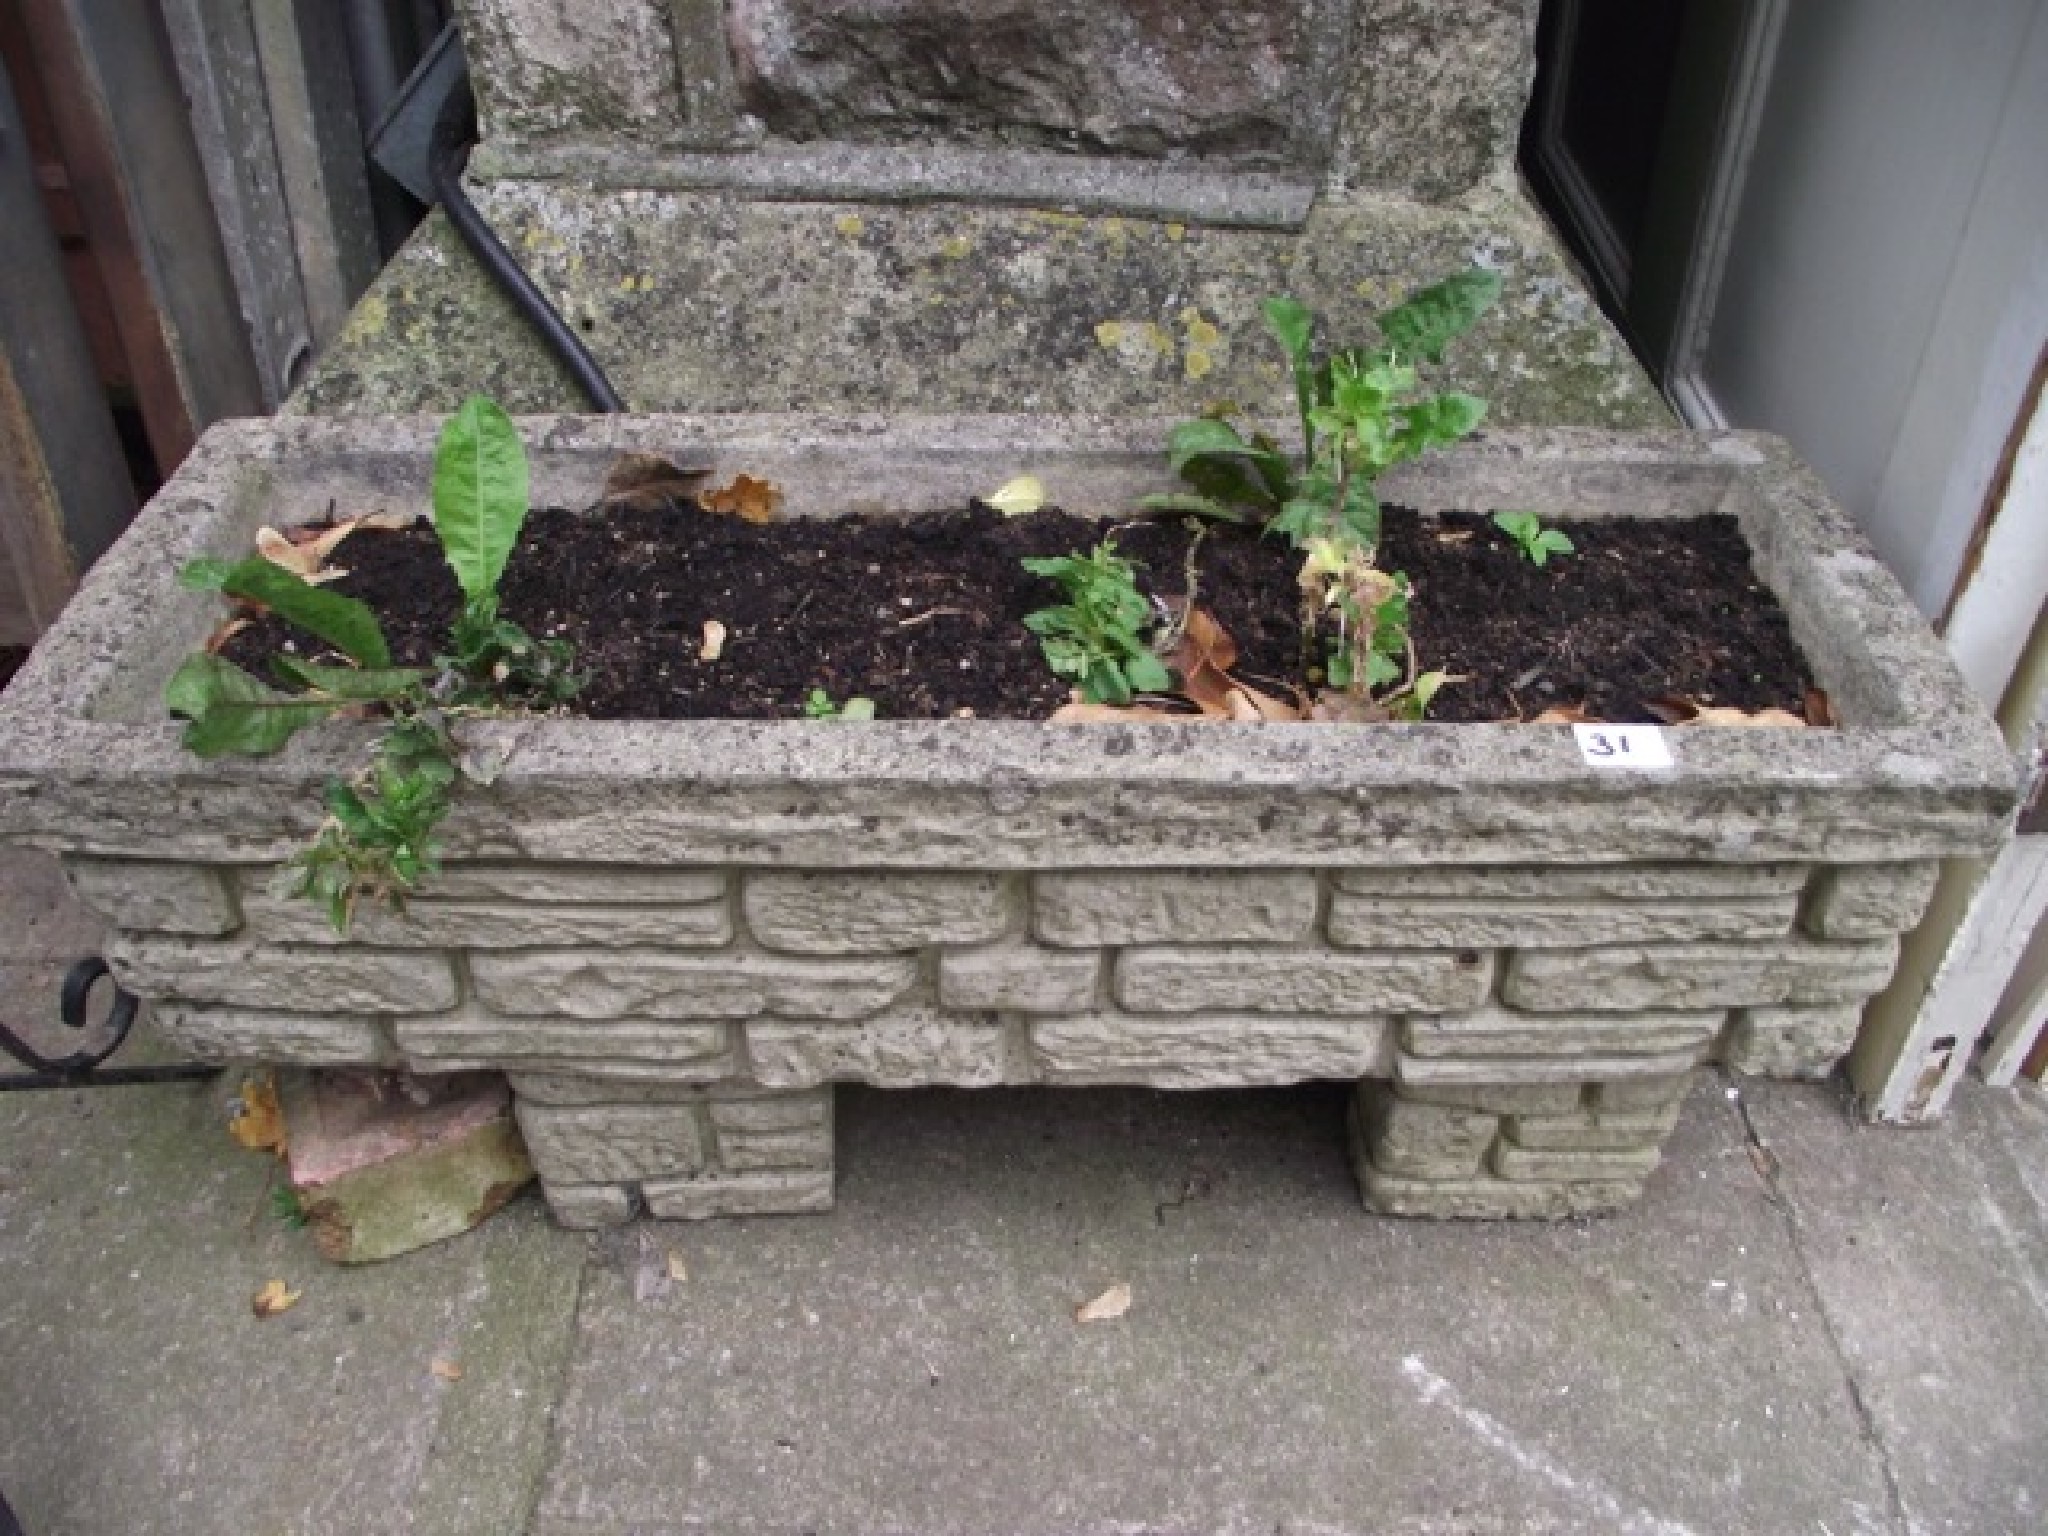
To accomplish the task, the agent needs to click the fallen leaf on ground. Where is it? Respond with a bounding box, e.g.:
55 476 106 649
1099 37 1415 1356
1529 704 1594 725
430 1358 464 1382
700 472 782 524
599 452 713 512
1648 694 1809 729
256 523 354 584
986 474 1045 517
251 1279 301 1318
229 1073 287 1156
699 620 727 662
1075 1283 1132 1323
1162 607 1307 723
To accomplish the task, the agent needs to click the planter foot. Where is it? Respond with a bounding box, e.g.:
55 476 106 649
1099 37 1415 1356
1349 1068 1690 1220
513 1078 836 1227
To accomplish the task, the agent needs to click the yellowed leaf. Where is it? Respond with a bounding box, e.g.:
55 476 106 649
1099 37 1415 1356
1075 1283 1132 1323
229 1073 287 1156
257 523 353 584
599 452 713 513
430 1357 464 1382
251 1278 301 1318
986 474 1046 517
699 620 728 662
700 472 782 524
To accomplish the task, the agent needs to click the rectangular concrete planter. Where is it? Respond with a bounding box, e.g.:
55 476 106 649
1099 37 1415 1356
0 415 2015 1225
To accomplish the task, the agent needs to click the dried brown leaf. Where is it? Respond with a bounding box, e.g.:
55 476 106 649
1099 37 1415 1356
1529 704 1593 725
1048 699 1186 723
700 472 782 524
600 452 714 513
1804 688 1836 728
251 1278 301 1318
1684 706 1810 728
229 1073 287 1156
430 1357 464 1382
1074 1283 1132 1323
256 523 353 584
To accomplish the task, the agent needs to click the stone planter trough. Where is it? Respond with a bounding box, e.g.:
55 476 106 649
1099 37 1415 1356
0 415 2015 1226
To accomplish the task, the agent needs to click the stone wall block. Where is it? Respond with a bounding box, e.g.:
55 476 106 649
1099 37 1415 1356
1491 1141 1664 1185
1398 1080 1585 1116
1396 1049 1703 1090
1358 1167 1643 1220
643 1169 835 1220
1333 864 1809 902
540 1182 638 1230
1351 1084 1497 1179
938 943 1100 1013
1800 862 1941 939
708 1089 835 1172
1502 938 1901 1013
1502 1104 1681 1153
1034 870 1318 948
241 895 732 950
300 864 729 905
1401 1005 1723 1060
471 949 917 1020
1329 897 1796 950
395 1010 732 1076
1722 1004 1864 1080
454 0 686 144
1030 1012 1391 1087
1589 1075 1696 1113
1115 946 1492 1015
745 1007 1008 1087
64 857 240 935
106 934 458 1014
515 1101 706 1185
153 1004 389 1065
743 872 1011 954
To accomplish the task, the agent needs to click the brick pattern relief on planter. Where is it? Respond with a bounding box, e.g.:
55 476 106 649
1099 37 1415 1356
78 854 1953 1225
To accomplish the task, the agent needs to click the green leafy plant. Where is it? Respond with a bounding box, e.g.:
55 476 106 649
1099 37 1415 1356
167 396 576 930
1492 510 1575 569
1297 538 1449 721
270 1185 309 1230
803 688 876 721
1145 268 1502 551
1022 539 1171 705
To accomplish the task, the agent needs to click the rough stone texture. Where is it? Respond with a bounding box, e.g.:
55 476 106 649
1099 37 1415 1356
1331 0 1538 200
1397 1050 1704 1089
1333 863 1811 900
416 864 727 903
1330 895 1797 949
1800 861 1942 939
61 856 240 935
395 1010 732 1075
1401 1005 1724 1060
1034 870 1318 947
106 934 460 1014
642 1168 836 1219
1503 1103 1682 1152
153 1003 390 1065
743 872 1011 954
1398 1080 1583 1115
453 0 687 145
241 893 732 949
542 1181 638 1229
1724 1003 1864 1080
516 1100 705 1185
937 942 1100 1013
729 0 1320 163
471 949 918 1019
1505 938 1902 1013
1353 1086 1496 1178
746 1008 1009 1088
1491 1140 1663 1184
289 192 1670 427
1590 1074 1697 1113
708 1091 833 1170
1357 1166 1642 1220
1028 1012 1392 1087
1116 947 1492 1015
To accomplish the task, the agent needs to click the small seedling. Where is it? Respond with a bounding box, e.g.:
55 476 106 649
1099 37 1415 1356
803 688 876 720
1022 539 1171 706
167 396 581 930
271 1186 309 1230
1493 510 1575 569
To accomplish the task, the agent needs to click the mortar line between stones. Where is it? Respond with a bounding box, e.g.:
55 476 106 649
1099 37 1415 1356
517 1242 598 1536
1720 1069 1911 1536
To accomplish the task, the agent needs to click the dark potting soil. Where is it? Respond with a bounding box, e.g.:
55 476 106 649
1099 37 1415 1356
219 499 1815 724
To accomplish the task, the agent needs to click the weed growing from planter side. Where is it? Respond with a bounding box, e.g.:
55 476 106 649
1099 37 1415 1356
167 397 578 930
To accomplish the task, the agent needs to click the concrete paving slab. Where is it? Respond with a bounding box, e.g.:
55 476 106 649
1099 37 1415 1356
1743 1077 2048 1536
537 1080 1896 1536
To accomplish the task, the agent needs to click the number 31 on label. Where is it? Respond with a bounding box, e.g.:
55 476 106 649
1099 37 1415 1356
1572 723 1674 769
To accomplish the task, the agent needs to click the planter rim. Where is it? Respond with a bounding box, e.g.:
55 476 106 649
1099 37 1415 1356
0 414 2016 868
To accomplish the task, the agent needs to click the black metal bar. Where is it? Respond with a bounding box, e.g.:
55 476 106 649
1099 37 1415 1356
0 956 214 1092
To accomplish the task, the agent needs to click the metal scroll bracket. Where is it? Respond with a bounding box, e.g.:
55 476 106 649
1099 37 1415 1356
0 957 215 1092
